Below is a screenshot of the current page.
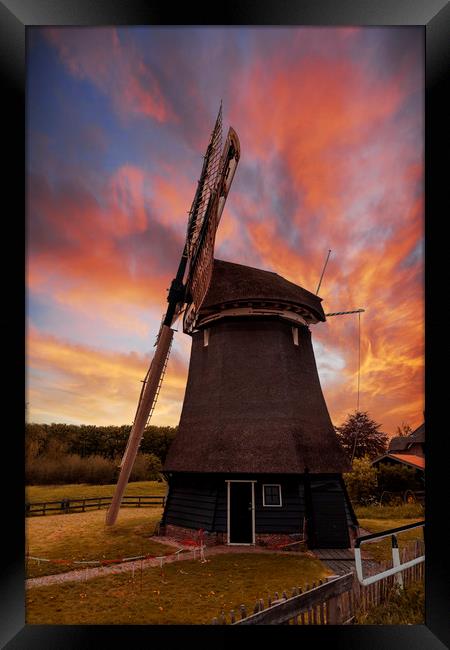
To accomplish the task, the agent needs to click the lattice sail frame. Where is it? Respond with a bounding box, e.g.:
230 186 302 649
184 124 240 333
186 106 223 260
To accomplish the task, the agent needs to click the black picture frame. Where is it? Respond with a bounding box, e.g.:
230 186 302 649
3 1 448 647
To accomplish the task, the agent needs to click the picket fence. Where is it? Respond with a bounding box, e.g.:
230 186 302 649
212 539 424 625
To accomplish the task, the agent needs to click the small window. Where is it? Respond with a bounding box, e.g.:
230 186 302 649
262 484 282 507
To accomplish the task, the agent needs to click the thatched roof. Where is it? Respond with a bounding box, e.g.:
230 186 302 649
164 318 350 475
199 259 325 322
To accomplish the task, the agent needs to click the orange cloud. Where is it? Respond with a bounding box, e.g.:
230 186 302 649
27 328 189 426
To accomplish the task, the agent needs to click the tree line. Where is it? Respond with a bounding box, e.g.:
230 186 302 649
25 423 177 486
26 423 177 462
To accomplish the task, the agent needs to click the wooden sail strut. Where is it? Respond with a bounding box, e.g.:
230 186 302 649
105 325 174 526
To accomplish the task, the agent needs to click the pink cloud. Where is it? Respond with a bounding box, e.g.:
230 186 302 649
44 27 176 124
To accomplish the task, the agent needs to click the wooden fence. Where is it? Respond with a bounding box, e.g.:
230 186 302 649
212 540 424 625
25 494 166 516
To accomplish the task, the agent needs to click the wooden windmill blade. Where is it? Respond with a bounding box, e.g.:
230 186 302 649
183 126 240 333
105 106 240 526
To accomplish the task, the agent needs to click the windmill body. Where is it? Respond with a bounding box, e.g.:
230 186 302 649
161 259 358 548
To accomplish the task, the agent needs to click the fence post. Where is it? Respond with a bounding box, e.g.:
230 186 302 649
327 596 342 624
326 576 343 624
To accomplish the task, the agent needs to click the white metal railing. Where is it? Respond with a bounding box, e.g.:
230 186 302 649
354 520 425 587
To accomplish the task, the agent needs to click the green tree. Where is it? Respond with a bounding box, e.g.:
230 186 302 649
335 411 388 461
343 456 379 506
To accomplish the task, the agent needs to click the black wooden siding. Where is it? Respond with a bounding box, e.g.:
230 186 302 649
254 481 305 534
310 491 350 548
307 476 356 548
213 482 227 532
309 477 355 527
163 482 217 530
163 474 306 534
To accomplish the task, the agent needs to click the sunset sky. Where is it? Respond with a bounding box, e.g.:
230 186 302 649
26 26 424 437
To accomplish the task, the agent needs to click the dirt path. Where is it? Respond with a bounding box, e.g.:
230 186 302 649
26 538 316 589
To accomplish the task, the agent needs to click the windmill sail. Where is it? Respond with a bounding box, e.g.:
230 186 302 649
183 126 240 333
186 104 223 257
105 106 240 526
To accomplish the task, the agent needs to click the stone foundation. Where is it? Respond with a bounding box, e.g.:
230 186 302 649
255 532 305 549
160 524 224 547
159 524 306 549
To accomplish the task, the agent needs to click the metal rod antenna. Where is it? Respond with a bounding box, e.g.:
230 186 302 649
350 420 360 464
357 310 361 412
316 249 331 295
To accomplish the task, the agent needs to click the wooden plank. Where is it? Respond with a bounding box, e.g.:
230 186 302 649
319 599 325 625
327 597 338 624
343 591 350 622
235 574 353 625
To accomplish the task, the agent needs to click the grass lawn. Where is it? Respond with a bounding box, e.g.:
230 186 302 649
358 517 424 564
354 503 424 520
26 552 331 625
26 480 167 503
26 508 170 579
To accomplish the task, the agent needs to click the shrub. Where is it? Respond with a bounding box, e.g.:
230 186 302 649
26 447 164 486
130 453 162 481
343 456 379 506
26 454 118 485
377 463 422 494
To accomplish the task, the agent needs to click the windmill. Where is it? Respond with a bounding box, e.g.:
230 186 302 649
158 220 364 549
105 105 240 526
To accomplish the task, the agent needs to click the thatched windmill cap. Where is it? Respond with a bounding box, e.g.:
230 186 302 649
199 259 326 323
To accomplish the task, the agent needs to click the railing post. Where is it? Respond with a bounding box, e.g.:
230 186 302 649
391 534 404 588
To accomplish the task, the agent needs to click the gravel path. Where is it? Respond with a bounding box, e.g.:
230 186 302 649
26 527 386 589
26 539 314 589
